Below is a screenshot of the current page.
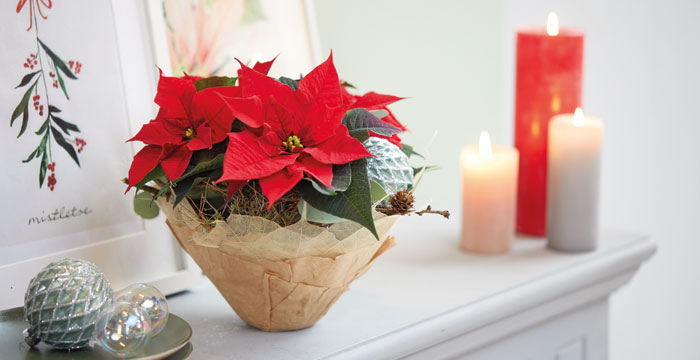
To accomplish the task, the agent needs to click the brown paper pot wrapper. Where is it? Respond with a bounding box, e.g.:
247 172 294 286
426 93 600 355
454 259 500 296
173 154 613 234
157 198 400 332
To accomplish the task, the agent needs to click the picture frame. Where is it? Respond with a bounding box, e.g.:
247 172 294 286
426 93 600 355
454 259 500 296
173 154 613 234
146 0 322 77
0 0 202 309
1 0 322 309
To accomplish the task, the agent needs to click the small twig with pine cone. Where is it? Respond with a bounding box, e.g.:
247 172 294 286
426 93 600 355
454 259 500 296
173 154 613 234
376 190 450 219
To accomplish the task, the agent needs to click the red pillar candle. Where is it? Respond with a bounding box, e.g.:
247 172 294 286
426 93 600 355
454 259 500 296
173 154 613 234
514 13 583 236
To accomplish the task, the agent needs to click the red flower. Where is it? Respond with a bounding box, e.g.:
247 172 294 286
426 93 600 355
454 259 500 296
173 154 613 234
217 53 372 206
126 71 240 191
126 60 279 192
340 85 406 147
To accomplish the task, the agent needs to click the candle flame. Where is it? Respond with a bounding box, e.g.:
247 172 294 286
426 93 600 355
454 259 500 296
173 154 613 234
479 131 492 159
573 107 585 127
547 12 559 36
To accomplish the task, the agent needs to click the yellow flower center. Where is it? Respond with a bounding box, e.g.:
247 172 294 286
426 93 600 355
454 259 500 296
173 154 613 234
282 135 304 153
184 127 195 139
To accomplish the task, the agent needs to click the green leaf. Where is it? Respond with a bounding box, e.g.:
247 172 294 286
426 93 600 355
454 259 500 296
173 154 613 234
171 169 222 208
413 165 438 174
133 165 166 193
342 108 402 137
38 131 48 153
401 143 424 159
55 68 69 100
297 158 378 239
154 183 172 200
22 146 39 163
11 82 37 126
369 109 389 119
278 76 299 90
15 71 40 88
309 179 336 196
17 103 29 138
308 163 351 195
39 151 47 187
154 153 225 200
340 80 356 89
370 180 388 202
28 133 49 163
52 115 80 135
298 200 346 224
50 126 80 166
39 39 77 79
194 76 238 91
330 164 352 191
35 119 49 135
173 153 225 183
348 129 371 142
134 192 160 219
48 105 61 113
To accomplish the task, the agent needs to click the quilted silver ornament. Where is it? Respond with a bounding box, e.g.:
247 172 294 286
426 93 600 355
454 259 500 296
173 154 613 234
364 137 414 205
23 258 114 349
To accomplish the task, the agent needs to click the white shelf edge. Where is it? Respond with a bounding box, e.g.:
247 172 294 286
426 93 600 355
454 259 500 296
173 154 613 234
324 236 657 359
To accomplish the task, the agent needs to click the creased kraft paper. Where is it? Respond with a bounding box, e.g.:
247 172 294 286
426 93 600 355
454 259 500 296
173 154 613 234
158 198 400 331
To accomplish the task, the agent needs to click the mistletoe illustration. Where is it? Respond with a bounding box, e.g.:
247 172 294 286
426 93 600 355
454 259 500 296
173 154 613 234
12 0 86 191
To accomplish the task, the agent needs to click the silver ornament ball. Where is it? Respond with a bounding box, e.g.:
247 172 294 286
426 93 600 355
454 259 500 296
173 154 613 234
23 258 114 349
115 283 169 336
364 137 414 205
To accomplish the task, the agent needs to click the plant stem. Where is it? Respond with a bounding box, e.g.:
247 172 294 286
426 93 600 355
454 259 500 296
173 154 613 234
376 204 451 219
413 205 451 219
32 0 52 162
121 178 160 196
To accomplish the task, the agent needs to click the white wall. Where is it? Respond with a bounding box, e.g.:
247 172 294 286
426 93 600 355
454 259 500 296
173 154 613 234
315 1 700 359
502 1 700 358
313 0 504 207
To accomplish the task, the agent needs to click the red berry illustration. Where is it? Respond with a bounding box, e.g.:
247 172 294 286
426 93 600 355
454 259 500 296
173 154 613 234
23 54 38 69
75 138 86 153
47 173 56 191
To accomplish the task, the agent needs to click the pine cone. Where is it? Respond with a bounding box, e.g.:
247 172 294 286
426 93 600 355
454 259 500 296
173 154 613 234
390 190 415 214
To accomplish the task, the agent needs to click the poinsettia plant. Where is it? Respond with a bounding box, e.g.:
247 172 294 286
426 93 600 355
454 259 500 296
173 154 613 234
125 53 446 238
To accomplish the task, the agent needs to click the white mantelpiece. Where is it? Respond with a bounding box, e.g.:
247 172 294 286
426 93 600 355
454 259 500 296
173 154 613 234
168 214 655 360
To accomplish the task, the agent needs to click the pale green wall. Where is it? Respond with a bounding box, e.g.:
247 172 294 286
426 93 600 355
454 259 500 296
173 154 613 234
313 0 505 207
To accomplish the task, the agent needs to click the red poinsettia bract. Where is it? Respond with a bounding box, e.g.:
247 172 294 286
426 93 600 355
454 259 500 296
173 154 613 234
126 71 240 191
217 54 372 206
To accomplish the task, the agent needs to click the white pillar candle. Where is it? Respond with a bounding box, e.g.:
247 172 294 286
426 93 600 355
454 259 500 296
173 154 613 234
547 108 604 251
461 131 519 254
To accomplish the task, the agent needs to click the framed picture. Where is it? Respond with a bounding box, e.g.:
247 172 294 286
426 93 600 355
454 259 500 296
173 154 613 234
146 0 322 77
0 0 203 309
0 0 322 309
